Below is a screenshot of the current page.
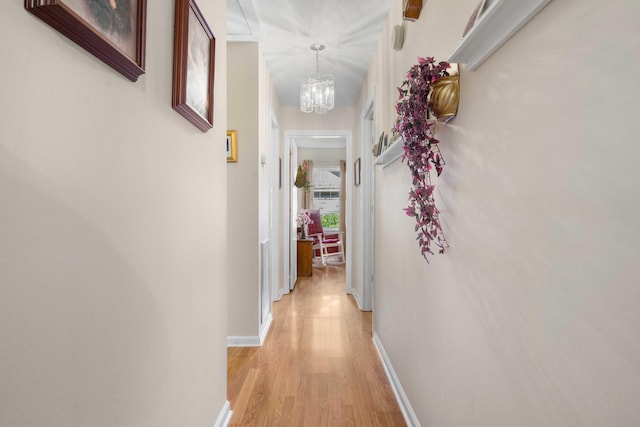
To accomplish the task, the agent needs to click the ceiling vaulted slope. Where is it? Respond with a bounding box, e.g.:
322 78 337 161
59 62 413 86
227 0 393 107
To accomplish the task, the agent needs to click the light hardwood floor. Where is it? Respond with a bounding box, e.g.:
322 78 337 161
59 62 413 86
227 265 406 426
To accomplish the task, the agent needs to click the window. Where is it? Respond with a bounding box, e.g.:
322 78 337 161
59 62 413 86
312 165 340 231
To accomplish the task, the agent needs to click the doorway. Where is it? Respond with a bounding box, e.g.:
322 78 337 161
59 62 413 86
283 130 353 293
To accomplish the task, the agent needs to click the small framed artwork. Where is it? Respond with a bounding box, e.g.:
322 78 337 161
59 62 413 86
354 157 361 187
279 157 283 189
463 0 489 37
450 0 548 70
25 0 147 81
226 130 238 162
172 0 215 132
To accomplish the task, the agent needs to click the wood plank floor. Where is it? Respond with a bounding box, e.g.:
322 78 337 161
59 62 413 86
227 265 406 426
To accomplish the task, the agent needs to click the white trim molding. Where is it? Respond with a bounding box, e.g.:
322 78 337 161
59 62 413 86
213 400 233 427
227 311 272 347
372 332 420 427
227 336 260 347
259 312 273 345
348 287 363 311
448 0 552 70
373 136 403 168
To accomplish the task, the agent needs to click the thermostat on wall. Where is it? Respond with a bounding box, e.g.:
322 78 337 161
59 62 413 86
392 24 405 51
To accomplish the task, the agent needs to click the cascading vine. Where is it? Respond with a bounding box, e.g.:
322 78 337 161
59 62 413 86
395 57 450 261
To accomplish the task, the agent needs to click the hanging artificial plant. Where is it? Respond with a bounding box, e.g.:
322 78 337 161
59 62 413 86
395 57 451 261
294 161 311 192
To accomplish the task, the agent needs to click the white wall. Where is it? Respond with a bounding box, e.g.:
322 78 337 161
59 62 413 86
279 106 357 132
0 1 229 426
227 42 280 340
366 0 640 425
227 42 260 338
297 148 346 163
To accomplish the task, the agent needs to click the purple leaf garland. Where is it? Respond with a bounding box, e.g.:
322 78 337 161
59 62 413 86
395 57 450 262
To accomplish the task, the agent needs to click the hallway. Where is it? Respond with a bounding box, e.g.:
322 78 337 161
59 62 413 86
227 266 405 426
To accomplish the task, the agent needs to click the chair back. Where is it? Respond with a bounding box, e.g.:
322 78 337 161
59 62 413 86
307 210 323 236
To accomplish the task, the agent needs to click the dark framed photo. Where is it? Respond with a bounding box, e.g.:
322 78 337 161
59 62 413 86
226 130 237 162
354 157 361 187
25 0 147 81
172 0 215 132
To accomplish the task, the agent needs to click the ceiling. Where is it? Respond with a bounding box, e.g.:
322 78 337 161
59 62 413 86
227 0 393 108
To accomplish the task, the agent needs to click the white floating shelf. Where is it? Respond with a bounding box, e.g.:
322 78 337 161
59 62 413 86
374 136 404 168
448 0 552 70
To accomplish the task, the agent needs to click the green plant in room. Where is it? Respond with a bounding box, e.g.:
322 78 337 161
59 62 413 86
395 56 451 261
321 213 339 229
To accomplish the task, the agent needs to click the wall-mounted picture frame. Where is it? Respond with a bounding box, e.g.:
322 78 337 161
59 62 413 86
25 0 147 81
226 130 237 162
354 157 361 187
172 0 215 132
462 0 491 37
449 0 551 70
279 157 283 189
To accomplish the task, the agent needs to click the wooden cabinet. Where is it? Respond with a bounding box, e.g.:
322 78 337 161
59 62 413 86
297 239 313 277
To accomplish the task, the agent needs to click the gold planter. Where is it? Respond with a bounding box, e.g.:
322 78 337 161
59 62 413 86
429 70 460 123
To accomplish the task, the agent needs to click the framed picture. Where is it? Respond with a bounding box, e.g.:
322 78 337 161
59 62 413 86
226 130 237 162
376 132 385 157
25 0 147 81
463 0 489 37
172 0 215 132
450 0 549 70
279 157 283 189
354 157 361 187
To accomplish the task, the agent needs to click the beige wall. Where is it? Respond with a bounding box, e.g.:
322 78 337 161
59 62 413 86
227 42 281 339
365 0 640 425
298 148 346 163
227 42 260 338
279 106 357 133
0 1 228 426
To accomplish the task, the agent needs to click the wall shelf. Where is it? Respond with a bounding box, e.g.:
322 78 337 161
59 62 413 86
448 0 551 70
374 136 403 168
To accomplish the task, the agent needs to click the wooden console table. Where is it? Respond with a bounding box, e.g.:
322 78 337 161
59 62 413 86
297 239 313 277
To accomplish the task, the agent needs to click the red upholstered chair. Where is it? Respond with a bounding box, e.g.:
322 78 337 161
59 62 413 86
307 210 345 265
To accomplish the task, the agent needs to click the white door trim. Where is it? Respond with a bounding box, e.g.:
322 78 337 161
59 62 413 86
360 93 375 311
283 129 353 294
270 110 282 301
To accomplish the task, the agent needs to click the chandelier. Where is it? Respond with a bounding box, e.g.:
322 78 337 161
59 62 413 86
300 44 334 114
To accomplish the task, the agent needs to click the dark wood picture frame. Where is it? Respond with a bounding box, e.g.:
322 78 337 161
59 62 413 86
172 0 215 132
25 0 147 82
403 0 423 21
354 157 361 187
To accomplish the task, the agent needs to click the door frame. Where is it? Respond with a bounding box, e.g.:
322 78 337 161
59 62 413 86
360 94 375 311
283 129 353 293
270 111 281 302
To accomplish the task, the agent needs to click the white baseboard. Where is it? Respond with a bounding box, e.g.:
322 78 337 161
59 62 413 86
227 314 272 347
259 313 273 345
213 400 233 427
348 287 363 311
372 332 420 427
227 335 260 347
